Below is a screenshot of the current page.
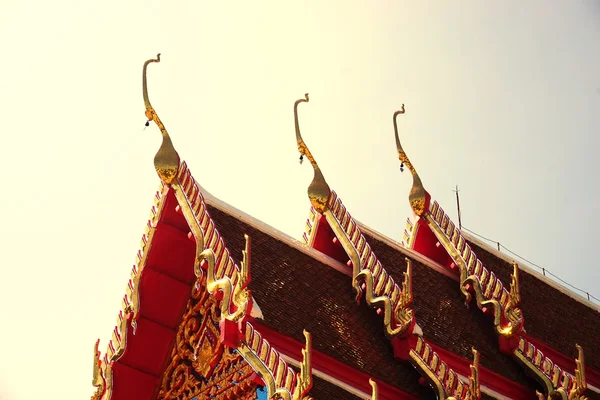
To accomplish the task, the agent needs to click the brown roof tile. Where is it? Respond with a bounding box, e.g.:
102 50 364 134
362 232 541 390
468 241 600 372
207 205 435 398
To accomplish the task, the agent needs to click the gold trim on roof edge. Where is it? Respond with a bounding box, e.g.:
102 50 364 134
176 161 314 399
393 106 427 216
517 342 588 400
409 338 481 399
295 99 479 398
142 59 314 399
395 110 591 398
393 106 523 337
295 94 331 214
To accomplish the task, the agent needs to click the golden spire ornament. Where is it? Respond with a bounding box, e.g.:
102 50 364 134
142 53 180 184
295 93 331 214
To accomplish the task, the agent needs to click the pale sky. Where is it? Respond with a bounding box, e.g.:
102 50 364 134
1 1 599 399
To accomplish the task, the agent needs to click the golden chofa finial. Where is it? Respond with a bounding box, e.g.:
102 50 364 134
143 53 180 184
295 93 331 214
394 105 428 216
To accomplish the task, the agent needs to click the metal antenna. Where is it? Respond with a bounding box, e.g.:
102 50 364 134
453 185 462 230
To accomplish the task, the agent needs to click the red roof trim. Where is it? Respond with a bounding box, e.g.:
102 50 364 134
251 320 419 400
523 334 600 388
426 341 533 400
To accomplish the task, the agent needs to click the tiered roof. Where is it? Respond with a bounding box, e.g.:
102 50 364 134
394 107 599 399
91 54 598 400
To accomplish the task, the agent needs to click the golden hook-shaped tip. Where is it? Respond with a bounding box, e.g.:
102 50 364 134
142 53 180 184
393 105 427 216
143 53 161 117
369 379 378 400
295 93 331 214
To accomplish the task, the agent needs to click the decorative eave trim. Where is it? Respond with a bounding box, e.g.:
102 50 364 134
294 98 479 399
253 321 404 400
200 184 352 278
392 105 589 399
92 54 317 400
91 182 166 400
321 191 478 399
160 158 316 400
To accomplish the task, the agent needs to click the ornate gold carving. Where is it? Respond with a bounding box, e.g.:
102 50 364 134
143 53 180 184
525 342 588 400
571 345 588 400
501 262 523 334
393 106 427 216
322 206 415 338
158 279 260 400
202 235 251 323
91 340 105 400
467 348 481 400
368 379 378 400
423 213 524 338
295 93 331 214
238 327 313 400
393 107 522 336
409 337 479 399
293 330 313 399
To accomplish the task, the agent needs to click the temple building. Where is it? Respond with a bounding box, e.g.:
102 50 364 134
90 55 599 400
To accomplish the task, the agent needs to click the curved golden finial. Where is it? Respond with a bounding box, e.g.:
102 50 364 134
295 93 331 214
143 53 180 184
394 105 427 216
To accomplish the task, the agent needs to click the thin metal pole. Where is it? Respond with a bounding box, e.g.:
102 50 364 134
453 185 462 230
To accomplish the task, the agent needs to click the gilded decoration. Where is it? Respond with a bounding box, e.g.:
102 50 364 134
393 105 427 217
409 337 480 400
522 343 588 400
295 95 414 339
144 58 314 400
394 106 587 399
295 93 331 214
143 53 180 184
158 276 259 400
393 105 523 338
368 379 378 400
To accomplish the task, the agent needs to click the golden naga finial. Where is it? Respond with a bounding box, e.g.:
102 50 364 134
368 379 378 400
467 348 481 400
394 258 414 331
509 262 521 307
295 93 331 214
569 344 588 400
143 53 180 184
293 330 313 399
393 105 427 216
201 236 251 323
500 262 524 336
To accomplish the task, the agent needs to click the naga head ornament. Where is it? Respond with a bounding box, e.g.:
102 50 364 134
295 93 331 214
142 53 180 184
393 105 428 216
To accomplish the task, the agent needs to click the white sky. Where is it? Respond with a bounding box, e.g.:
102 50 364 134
0 1 599 399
